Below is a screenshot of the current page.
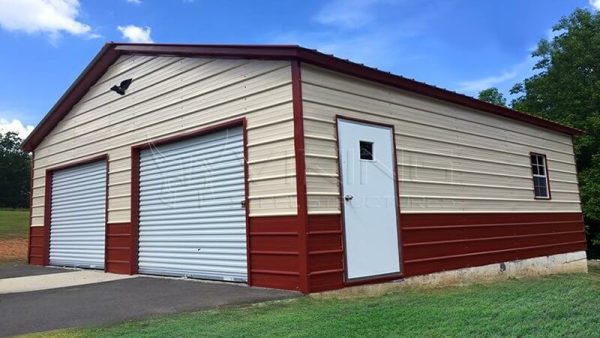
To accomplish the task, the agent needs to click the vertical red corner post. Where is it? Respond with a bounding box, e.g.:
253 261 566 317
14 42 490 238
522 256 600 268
291 59 310 293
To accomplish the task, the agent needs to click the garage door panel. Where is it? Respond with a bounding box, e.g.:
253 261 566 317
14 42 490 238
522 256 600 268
139 214 244 224
139 169 244 186
141 140 242 168
137 262 247 278
140 159 244 182
139 228 246 236
51 165 106 180
50 191 105 204
141 141 243 167
139 181 244 200
138 126 247 282
139 174 244 192
140 192 245 206
53 169 106 183
51 209 106 219
139 218 244 227
51 204 105 215
140 194 245 208
50 227 105 235
51 212 106 223
144 127 242 151
49 160 106 269
140 203 245 216
52 180 105 193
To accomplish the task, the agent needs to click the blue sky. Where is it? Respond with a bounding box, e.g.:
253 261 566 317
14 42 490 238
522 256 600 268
0 0 598 138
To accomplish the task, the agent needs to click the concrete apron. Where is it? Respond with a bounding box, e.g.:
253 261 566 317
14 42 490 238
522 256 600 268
0 270 135 294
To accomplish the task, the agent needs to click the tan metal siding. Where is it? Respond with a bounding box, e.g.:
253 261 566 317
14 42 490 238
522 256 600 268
31 56 295 226
301 64 581 214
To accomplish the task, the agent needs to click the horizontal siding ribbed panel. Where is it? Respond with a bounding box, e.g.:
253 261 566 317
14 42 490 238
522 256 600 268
49 161 106 269
70 57 191 118
401 213 586 277
249 196 297 217
301 64 581 214
63 58 234 130
140 141 244 167
302 66 572 144
31 56 295 225
35 61 291 159
138 127 247 282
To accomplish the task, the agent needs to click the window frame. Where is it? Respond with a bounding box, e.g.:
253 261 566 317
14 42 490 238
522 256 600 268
530 152 551 200
359 140 374 161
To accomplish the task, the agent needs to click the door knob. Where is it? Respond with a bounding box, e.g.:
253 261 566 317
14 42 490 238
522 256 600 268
344 194 354 201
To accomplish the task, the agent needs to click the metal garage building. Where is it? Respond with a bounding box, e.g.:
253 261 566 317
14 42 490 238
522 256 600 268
23 44 587 293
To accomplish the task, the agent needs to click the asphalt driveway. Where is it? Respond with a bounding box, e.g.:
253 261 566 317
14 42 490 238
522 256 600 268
0 263 70 279
0 265 298 336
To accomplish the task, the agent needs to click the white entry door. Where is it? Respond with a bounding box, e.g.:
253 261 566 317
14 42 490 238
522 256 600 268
337 118 401 280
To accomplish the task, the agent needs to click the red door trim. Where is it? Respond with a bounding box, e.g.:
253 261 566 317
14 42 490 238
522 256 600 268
43 154 109 268
241 119 252 286
129 118 250 278
335 115 404 286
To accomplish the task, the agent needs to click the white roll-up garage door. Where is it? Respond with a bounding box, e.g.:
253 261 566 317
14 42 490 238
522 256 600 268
138 126 247 282
49 160 107 269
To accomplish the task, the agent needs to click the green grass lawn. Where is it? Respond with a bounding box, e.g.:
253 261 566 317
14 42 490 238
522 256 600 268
45 266 600 337
0 208 29 238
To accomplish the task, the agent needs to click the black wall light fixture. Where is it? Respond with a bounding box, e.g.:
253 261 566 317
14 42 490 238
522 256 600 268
110 78 133 95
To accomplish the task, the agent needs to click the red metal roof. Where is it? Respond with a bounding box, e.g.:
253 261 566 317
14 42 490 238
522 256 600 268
21 43 582 151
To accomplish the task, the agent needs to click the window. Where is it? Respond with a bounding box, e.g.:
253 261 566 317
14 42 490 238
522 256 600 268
360 141 374 160
530 153 550 199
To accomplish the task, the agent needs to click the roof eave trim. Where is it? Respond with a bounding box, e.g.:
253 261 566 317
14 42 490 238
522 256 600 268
294 48 583 136
21 43 583 153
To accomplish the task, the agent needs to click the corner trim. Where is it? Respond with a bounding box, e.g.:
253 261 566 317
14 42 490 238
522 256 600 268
291 60 310 293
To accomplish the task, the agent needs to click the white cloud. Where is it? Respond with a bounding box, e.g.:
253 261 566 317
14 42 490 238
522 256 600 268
270 0 432 71
315 0 393 29
590 0 600 10
272 28 422 71
0 118 35 139
117 25 153 43
456 55 538 96
457 71 518 93
0 0 95 39
125 0 142 4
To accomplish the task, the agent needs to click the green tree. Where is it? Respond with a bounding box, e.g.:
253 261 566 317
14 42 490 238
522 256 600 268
478 87 507 107
0 132 31 208
510 8 600 254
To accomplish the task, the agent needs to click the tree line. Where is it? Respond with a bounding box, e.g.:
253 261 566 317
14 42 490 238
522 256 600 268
0 132 30 209
477 8 600 256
